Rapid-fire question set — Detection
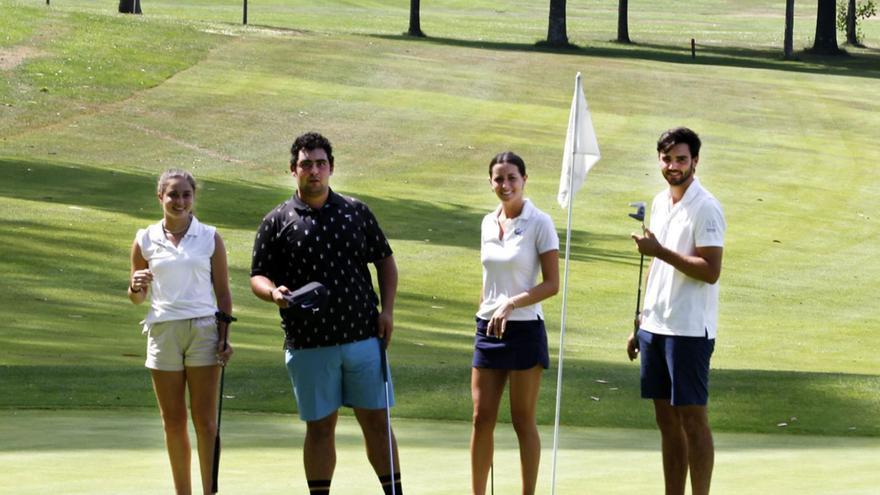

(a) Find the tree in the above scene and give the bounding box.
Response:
[617,0,631,43]
[846,0,858,43]
[118,0,142,14]
[547,0,569,46]
[812,0,841,54]
[839,0,877,45]
[408,0,425,37]
[784,0,795,59]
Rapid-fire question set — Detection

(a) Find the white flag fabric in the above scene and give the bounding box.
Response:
[557,73,600,209]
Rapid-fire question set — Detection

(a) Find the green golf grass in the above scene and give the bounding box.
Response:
[1,0,879,491]
[2,409,878,494]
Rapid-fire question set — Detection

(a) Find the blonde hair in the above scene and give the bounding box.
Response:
[156,168,197,196]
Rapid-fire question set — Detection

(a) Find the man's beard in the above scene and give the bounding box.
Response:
[663,165,693,186]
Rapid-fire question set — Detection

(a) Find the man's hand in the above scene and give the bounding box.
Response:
[377,310,394,345]
[626,332,639,361]
[631,227,664,257]
[272,286,291,309]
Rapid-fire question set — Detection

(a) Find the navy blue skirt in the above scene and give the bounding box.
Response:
[472,317,550,370]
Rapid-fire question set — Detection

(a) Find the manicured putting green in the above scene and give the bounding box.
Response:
[2,409,878,494]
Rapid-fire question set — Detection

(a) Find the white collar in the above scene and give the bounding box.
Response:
[147,216,203,245]
[493,198,535,222]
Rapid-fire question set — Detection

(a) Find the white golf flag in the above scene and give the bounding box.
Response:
[557,73,600,209]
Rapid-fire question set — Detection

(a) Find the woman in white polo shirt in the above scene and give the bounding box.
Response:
[470,151,560,495]
[128,169,234,495]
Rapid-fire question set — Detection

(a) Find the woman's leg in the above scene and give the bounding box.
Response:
[186,365,221,495]
[508,365,543,495]
[151,369,192,495]
[470,367,508,495]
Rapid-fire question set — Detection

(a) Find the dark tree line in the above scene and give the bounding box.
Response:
[118,0,141,14]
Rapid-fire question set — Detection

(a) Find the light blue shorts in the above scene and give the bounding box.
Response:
[285,337,395,422]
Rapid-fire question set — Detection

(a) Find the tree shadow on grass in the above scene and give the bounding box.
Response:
[369,34,880,80]
[0,158,623,261]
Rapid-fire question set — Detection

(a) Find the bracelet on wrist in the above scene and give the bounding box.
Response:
[215,311,237,324]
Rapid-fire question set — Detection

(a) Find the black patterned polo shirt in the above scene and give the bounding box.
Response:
[251,189,393,350]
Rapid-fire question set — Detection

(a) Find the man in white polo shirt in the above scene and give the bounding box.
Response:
[627,127,726,495]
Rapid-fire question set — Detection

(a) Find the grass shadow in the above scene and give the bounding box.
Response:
[368,34,880,80]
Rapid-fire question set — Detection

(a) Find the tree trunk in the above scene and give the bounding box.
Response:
[547,0,569,46]
[617,0,631,43]
[812,0,840,54]
[846,0,858,44]
[784,0,795,59]
[118,0,142,14]
[408,0,425,37]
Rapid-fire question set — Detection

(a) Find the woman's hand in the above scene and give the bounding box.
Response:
[216,321,234,367]
[487,300,515,338]
[130,269,153,292]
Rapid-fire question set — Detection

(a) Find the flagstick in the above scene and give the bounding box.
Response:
[551,72,581,495]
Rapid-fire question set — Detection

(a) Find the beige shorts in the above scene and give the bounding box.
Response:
[144,316,218,371]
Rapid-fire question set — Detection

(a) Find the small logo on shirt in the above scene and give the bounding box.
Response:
[514,228,524,235]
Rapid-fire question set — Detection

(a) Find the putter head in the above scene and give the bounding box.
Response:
[283,282,328,319]
[628,201,646,223]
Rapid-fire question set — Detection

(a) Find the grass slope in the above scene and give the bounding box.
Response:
[0,0,878,440]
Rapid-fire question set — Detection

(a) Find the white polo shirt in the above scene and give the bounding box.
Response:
[477,199,559,321]
[641,178,726,338]
[136,216,218,324]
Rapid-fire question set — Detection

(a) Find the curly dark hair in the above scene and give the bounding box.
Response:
[290,132,334,166]
[657,127,701,158]
[488,151,526,177]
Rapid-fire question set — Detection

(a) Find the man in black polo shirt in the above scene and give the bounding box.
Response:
[251,132,401,495]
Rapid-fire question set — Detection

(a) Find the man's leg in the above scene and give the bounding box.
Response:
[354,407,401,493]
[653,400,688,495]
[304,411,338,494]
[678,405,713,495]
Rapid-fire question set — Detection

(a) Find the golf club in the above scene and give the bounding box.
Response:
[629,202,646,338]
[379,337,397,495]
[211,312,235,494]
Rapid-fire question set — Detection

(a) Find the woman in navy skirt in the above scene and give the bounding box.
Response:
[470,151,560,495]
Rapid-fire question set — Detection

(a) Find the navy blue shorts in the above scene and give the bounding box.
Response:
[638,329,715,406]
[472,317,550,370]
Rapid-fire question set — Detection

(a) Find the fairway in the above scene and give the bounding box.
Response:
[1,0,879,493]
[2,409,879,494]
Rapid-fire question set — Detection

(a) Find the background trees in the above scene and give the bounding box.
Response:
[547,0,569,46]
[408,0,425,37]
[812,0,841,53]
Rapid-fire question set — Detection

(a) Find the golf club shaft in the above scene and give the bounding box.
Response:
[211,335,228,494]
[380,338,396,495]
[634,253,644,337]
[490,462,494,495]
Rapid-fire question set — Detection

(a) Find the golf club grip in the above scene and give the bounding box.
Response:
[379,338,389,382]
